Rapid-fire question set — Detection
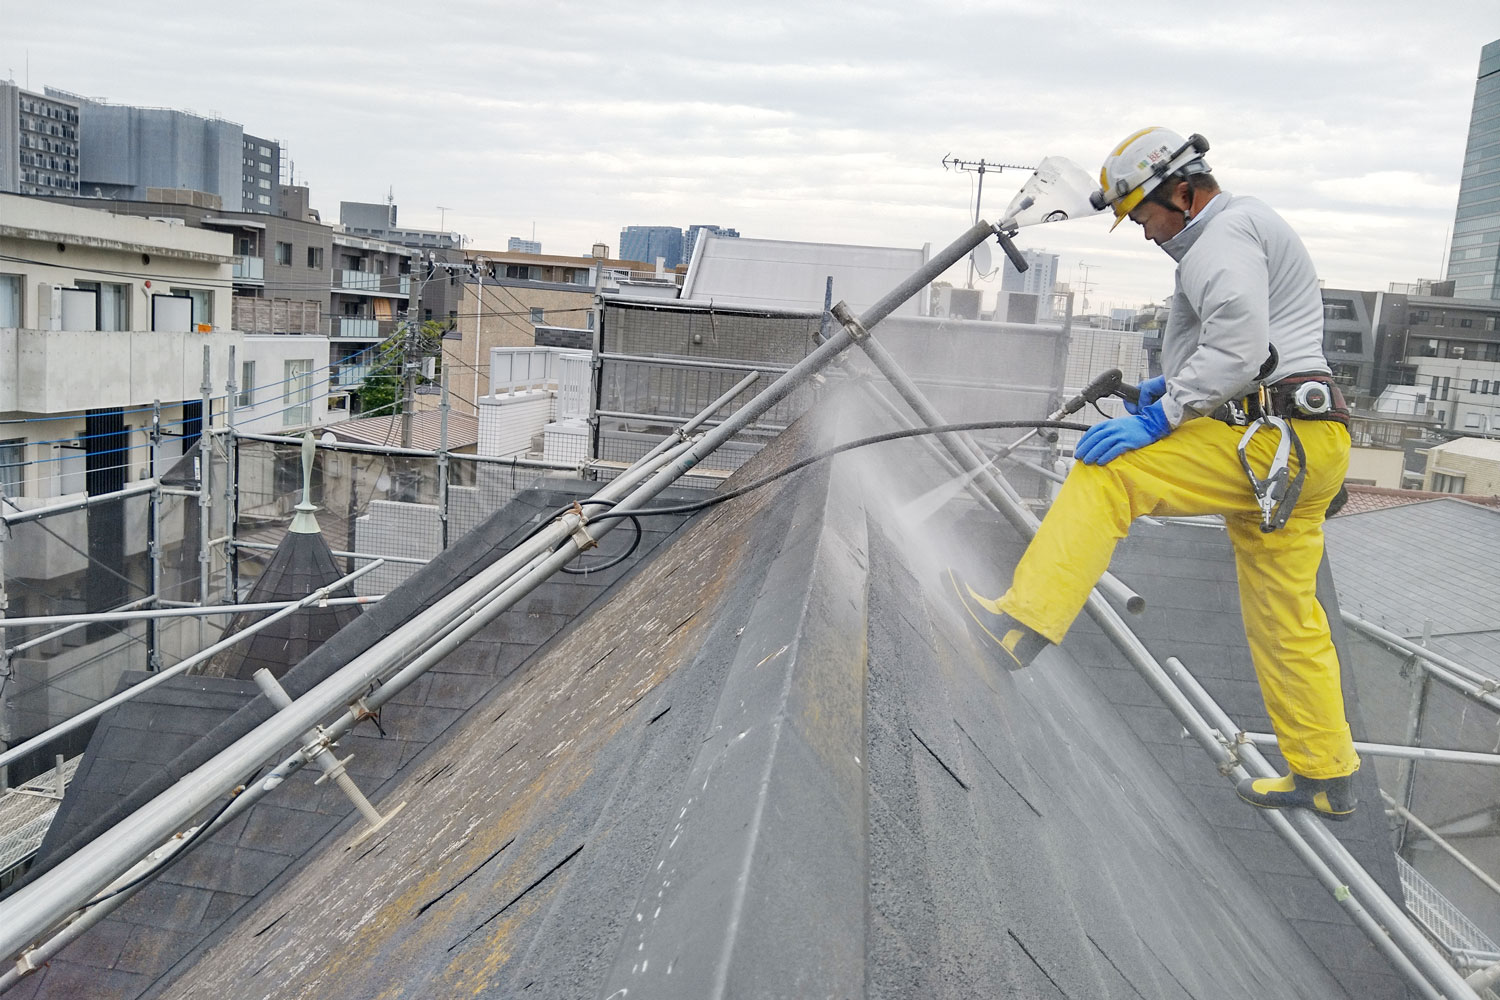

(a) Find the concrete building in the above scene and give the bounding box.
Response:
[0,83,80,197]
[1371,287,1500,434]
[48,88,250,212]
[683,224,738,268]
[1444,38,1500,301]
[1000,248,1059,319]
[507,237,541,254]
[241,133,280,215]
[1320,287,1379,399]
[1422,435,1500,495]
[619,225,683,270]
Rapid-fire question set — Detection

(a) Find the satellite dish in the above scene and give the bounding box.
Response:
[375,473,391,492]
[320,431,337,445]
[971,240,993,276]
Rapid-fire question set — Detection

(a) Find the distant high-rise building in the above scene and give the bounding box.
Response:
[47,88,250,211]
[1001,249,1060,319]
[619,225,683,269]
[508,236,542,254]
[684,224,739,266]
[0,83,80,197]
[242,133,280,214]
[1445,38,1500,301]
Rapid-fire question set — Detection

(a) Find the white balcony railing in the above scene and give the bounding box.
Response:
[339,269,380,292]
[336,272,411,297]
[232,255,264,282]
[338,317,380,338]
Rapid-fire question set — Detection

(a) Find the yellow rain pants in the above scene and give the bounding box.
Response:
[996,415,1359,780]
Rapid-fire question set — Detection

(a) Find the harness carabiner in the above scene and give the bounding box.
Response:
[1237,413,1307,533]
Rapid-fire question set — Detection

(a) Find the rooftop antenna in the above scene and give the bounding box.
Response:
[942,154,1033,288]
[436,205,451,231]
[1076,261,1099,314]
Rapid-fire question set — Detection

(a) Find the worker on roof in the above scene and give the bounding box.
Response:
[952,127,1360,820]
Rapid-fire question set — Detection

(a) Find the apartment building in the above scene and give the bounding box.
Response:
[0,83,80,197]
[443,247,654,415]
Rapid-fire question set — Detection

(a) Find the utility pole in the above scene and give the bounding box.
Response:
[399,317,418,449]
[942,154,1033,288]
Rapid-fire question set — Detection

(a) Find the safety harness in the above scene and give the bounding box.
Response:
[1215,374,1349,533]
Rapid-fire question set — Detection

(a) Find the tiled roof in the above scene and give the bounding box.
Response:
[1336,483,1500,516]
[34,399,1412,1000]
[320,410,479,451]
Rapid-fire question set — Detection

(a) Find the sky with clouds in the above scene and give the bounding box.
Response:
[3,0,1498,313]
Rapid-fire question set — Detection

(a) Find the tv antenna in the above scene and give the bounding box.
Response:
[942,155,1033,288]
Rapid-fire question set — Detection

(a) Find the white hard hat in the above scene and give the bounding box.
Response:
[1091,127,1211,231]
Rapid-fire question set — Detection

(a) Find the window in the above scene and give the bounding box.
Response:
[170,287,213,327]
[258,162,271,173]
[1459,318,1473,328]
[1445,342,1466,359]
[530,307,544,324]
[1432,472,1466,494]
[275,242,292,266]
[505,264,540,280]
[75,281,129,330]
[0,438,23,498]
[1410,310,1430,323]
[1326,331,1361,353]
[258,178,271,190]
[307,246,323,269]
[238,360,255,407]
[1417,339,1440,357]
[1442,376,1451,399]
[284,359,313,428]
[258,145,271,156]
[257,194,270,206]
[1472,379,1480,394]
[1464,412,1482,429]
[0,274,21,326]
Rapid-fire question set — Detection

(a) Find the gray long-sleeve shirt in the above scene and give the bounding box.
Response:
[1157,192,1330,427]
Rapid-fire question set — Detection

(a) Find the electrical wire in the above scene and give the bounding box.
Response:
[515,498,644,576]
[79,768,262,908]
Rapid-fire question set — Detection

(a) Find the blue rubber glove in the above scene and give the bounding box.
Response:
[1124,375,1167,415]
[1076,401,1172,465]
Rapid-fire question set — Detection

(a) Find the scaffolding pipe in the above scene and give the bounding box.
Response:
[0,560,384,774]
[844,316,1147,615]
[148,401,163,671]
[224,349,240,605]
[1161,657,1478,999]
[597,352,792,376]
[5,595,158,654]
[0,221,993,964]
[1341,612,1500,714]
[1382,791,1500,901]
[2,595,381,637]
[0,480,159,526]
[198,347,213,608]
[1239,732,1500,768]
[231,540,430,566]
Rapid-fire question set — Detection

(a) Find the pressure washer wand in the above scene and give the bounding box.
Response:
[996,368,1127,460]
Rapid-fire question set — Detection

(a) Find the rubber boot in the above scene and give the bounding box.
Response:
[1236,771,1357,820]
[946,568,1049,671]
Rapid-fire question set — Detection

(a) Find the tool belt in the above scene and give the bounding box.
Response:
[1211,373,1349,428]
